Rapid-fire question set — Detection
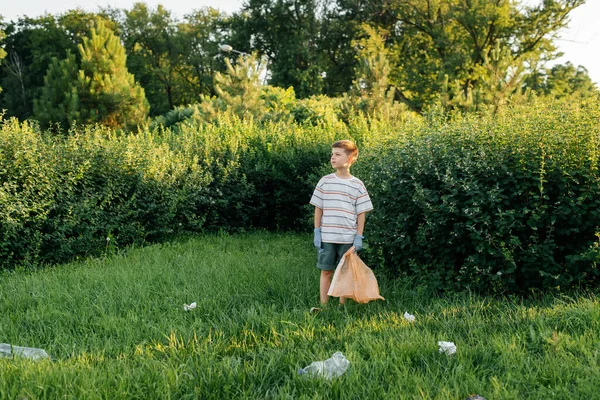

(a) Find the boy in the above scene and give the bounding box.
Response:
[309,140,373,306]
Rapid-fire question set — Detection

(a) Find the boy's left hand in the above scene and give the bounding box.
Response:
[353,234,364,251]
[314,228,322,249]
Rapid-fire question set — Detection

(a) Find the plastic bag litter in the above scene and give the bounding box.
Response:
[327,246,384,304]
[403,312,416,322]
[298,351,350,379]
[438,341,457,355]
[183,302,197,311]
[0,343,51,361]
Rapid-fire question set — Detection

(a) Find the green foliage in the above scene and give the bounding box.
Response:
[0,11,109,120]
[195,55,313,125]
[115,4,225,116]
[5,93,600,296]
[33,51,79,130]
[233,0,325,98]
[74,19,149,129]
[1,1,589,121]
[0,116,211,268]
[291,95,343,126]
[201,53,265,120]
[364,99,600,294]
[442,40,528,113]
[543,62,598,99]
[329,0,584,111]
[32,18,150,131]
[118,3,180,116]
[342,24,408,120]
[0,112,325,267]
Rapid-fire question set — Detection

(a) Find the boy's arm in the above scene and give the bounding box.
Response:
[356,212,366,236]
[314,207,323,228]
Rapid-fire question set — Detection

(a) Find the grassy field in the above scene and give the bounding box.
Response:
[1,232,599,399]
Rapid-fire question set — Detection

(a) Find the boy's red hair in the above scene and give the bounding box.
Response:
[332,140,359,161]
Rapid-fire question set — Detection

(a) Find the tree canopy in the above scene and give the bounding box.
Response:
[0,0,597,128]
[34,19,148,130]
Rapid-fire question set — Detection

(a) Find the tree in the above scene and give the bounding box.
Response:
[200,52,265,119]
[34,18,148,130]
[177,8,227,101]
[119,3,180,116]
[231,0,326,98]
[114,4,226,116]
[328,0,585,111]
[443,40,527,113]
[544,62,598,99]
[76,18,149,128]
[345,25,400,118]
[0,10,110,120]
[33,51,79,130]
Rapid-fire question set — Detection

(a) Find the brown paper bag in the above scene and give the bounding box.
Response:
[327,246,385,303]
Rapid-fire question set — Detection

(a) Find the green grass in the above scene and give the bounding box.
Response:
[1,232,599,399]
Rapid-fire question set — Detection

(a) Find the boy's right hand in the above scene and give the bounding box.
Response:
[314,228,322,249]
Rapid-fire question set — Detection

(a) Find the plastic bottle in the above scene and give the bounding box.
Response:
[0,343,51,361]
[298,351,350,379]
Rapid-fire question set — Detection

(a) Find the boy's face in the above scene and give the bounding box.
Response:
[331,147,353,170]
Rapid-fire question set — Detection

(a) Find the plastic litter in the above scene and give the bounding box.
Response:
[183,302,197,311]
[403,312,416,322]
[0,343,51,361]
[298,351,350,379]
[327,247,384,304]
[465,395,487,400]
[438,341,457,355]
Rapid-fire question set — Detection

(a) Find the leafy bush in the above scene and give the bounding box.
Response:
[0,119,213,267]
[5,97,600,295]
[0,113,380,268]
[364,100,600,293]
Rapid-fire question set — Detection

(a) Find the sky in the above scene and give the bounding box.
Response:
[2,0,599,86]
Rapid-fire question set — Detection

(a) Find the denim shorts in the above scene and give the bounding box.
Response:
[316,242,353,271]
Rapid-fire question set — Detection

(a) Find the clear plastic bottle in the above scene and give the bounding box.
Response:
[298,351,350,379]
[0,343,50,360]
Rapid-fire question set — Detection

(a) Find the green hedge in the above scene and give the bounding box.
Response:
[3,99,600,295]
[363,100,600,293]
[0,121,215,268]
[0,115,386,268]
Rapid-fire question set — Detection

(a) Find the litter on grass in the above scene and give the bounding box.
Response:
[183,302,197,311]
[438,341,457,355]
[327,247,384,304]
[298,351,350,379]
[0,343,51,361]
[403,312,416,322]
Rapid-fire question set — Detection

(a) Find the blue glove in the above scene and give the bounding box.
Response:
[314,228,322,249]
[353,234,364,251]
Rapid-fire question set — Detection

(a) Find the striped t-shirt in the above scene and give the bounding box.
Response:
[310,174,374,244]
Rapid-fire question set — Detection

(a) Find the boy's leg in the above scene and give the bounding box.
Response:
[316,243,337,305]
[320,270,334,304]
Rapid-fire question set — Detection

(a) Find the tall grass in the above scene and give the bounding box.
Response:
[1,233,599,399]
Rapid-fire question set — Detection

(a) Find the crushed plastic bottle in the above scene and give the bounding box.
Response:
[438,341,457,355]
[298,351,350,379]
[0,343,51,361]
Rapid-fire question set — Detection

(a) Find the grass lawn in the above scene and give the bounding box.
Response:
[1,232,599,399]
